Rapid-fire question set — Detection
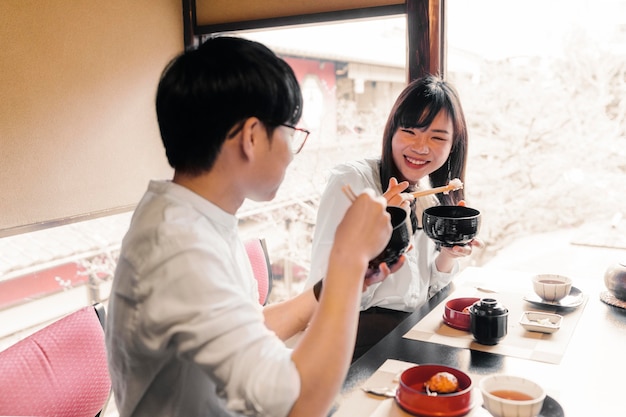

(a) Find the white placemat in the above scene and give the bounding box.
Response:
[334,359,561,417]
[333,359,489,417]
[402,284,587,364]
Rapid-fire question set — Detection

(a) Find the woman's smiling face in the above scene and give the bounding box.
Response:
[391,109,454,185]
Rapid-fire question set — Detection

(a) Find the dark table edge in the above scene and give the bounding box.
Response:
[342,283,454,393]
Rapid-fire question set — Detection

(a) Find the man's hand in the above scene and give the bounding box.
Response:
[333,188,392,266]
[363,253,407,290]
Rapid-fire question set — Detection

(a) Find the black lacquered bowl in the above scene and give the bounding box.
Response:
[368,206,412,269]
[422,206,481,247]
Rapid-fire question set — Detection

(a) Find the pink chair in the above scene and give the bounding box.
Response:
[244,238,273,305]
[0,303,111,417]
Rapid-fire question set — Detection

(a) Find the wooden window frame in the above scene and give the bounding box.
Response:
[182,0,446,81]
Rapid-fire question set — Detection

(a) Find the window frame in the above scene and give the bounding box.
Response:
[182,0,446,80]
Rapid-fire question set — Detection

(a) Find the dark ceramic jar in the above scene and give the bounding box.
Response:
[469,298,508,345]
[605,261,626,301]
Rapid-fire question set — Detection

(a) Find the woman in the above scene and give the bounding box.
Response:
[305,74,483,359]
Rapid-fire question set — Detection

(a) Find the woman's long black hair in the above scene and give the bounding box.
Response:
[379,74,468,206]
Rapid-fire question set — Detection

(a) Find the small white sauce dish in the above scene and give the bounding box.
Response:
[519,311,562,334]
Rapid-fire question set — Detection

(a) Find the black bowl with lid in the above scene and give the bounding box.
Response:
[468,298,508,345]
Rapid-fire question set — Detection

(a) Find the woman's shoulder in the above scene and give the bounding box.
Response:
[329,158,381,183]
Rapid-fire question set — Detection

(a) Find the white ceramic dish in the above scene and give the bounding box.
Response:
[479,374,546,417]
[523,286,584,309]
[531,274,572,302]
[472,395,564,417]
[519,311,562,334]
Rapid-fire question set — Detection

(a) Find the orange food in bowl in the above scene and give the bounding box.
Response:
[396,364,473,417]
[425,371,459,394]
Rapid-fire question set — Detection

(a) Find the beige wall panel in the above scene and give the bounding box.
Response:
[0,1,182,235]
[197,0,403,25]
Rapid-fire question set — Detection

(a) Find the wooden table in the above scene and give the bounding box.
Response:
[340,266,626,417]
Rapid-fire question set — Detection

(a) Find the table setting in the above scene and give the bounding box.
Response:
[333,264,582,417]
[334,200,626,417]
[338,263,626,417]
[401,268,588,365]
[333,359,565,417]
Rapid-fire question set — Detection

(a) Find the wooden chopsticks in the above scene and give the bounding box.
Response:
[341,184,358,202]
[343,178,463,201]
[411,178,463,198]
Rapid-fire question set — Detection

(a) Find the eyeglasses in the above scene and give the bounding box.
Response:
[280,124,310,154]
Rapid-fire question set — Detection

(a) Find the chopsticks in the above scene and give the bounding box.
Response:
[343,178,463,202]
[411,178,463,198]
[341,184,358,202]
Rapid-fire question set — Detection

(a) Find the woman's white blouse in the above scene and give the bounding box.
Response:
[305,158,458,312]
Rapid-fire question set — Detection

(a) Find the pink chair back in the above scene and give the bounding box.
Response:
[0,304,111,417]
[244,238,273,305]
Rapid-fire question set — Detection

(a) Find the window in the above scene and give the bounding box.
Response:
[2,2,625,350]
[234,1,626,297]
[231,16,408,298]
[446,0,626,263]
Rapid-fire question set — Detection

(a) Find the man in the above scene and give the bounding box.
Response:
[105,36,402,417]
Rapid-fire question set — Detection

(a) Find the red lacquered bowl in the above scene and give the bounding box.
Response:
[396,364,473,417]
[443,297,480,331]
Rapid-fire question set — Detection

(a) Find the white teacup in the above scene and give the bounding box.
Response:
[479,374,546,417]
[532,274,572,302]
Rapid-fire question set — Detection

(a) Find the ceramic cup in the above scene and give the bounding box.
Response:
[479,374,546,417]
[604,260,626,301]
[531,274,572,302]
[469,298,509,345]
[368,206,412,270]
